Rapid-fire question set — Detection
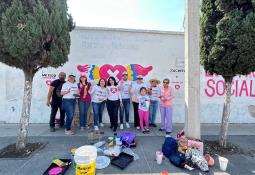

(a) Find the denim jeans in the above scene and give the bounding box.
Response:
[62,99,76,131]
[149,100,159,124]
[92,101,105,126]
[119,98,130,124]
[79,100,91,127]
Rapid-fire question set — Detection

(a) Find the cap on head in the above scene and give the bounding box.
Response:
[136,75,143,79]
[122,71,128,76]
[69,73,76,77]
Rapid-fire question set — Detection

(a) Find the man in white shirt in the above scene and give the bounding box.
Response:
[118,72,131,129]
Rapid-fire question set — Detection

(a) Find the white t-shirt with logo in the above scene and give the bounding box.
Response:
[118,80,131,99]
[131,82,148,102]
[90,85,108,103]
[107,85,122,101]
[138,95,150,111]
[150,86,161,101]
[61,81,79,99]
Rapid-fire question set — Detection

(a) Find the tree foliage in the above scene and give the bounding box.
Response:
[200,0,255,78]
[0,0,75,74]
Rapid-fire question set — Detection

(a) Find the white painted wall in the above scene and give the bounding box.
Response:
[0,27,254,123]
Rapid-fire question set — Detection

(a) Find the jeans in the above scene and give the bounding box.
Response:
[49,101,65,128]
[132,102,139,127]
[79,100,91,127]
[107,99,120,131]
[149,100,159,124]
[119,98,130,124]
[62,99,76,131]
[92,101,105,126]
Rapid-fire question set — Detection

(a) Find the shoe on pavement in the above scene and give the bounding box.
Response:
[94,126,99,131]
[126,123,130,128]
[65,130,75,135]
[80,127,85,131]
[50,127,56,132]
[120,124,124,130]
[151,123,157,127]
[99,123,104,127]
[136,126,140,130]
[159,128,165,132]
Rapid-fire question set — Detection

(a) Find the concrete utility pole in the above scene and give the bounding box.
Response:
[184,0,201,139]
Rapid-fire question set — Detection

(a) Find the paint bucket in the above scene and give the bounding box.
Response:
[74,145,97,175]
[218,156,228,171]
[156,151,163,165]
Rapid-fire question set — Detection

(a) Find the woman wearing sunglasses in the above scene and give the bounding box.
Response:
[159,78,174,135]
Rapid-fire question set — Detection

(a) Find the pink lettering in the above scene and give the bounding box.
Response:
[250,80,255,97]
[205,79,215,97]
[239,80,248,96]
[216,80,225,96]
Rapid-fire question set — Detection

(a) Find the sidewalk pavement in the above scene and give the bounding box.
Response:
[0,124,255,175]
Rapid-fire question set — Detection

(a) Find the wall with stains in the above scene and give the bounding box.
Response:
[0,27,255,123]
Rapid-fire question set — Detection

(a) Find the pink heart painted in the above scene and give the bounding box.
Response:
[99,64,126,80]
[175,84,181,90]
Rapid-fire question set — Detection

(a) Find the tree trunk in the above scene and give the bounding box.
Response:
[16,71,34,150]
[219,76,233,148]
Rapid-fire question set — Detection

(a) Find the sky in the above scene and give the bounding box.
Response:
[67,0,185,32]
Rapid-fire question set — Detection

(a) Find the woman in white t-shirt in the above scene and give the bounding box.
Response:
[61,74,79,135]
[89,78,107,131]
[148,78,161,127]
[106,76,122,133]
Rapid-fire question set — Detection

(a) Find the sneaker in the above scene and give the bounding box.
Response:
[142,129,146,134]
[120,124,124,130]
[99,123,104,127]
[94,126,99,131]
[145,128,150,132]
[80,127,85,131]
[136,126,140,130]
[86,125,90,129]
[159,128,165,132]
[50,127,56,132]
[151,123,157,127]
[126,123,130,128]
[65,130,75,135]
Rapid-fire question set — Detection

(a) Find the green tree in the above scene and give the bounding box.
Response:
[200,0,255,147]
[0,0,74,150]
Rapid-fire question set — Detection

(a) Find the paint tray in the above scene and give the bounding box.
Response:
[111,152,134,169]
[43,159,72,175]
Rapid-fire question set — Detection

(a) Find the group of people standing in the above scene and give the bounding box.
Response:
[47,71,174,135]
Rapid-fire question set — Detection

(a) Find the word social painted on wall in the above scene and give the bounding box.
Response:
[204,72,255,97]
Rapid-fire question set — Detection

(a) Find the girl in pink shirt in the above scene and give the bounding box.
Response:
[159,78,174,135]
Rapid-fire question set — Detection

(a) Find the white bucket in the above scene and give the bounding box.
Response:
[74,145,97,175]
[219,156,228,171]
[156,151,163,165]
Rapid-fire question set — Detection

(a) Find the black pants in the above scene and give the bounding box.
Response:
[49,101,65,128]
[132,102,140,127]
[106,100,120,131]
